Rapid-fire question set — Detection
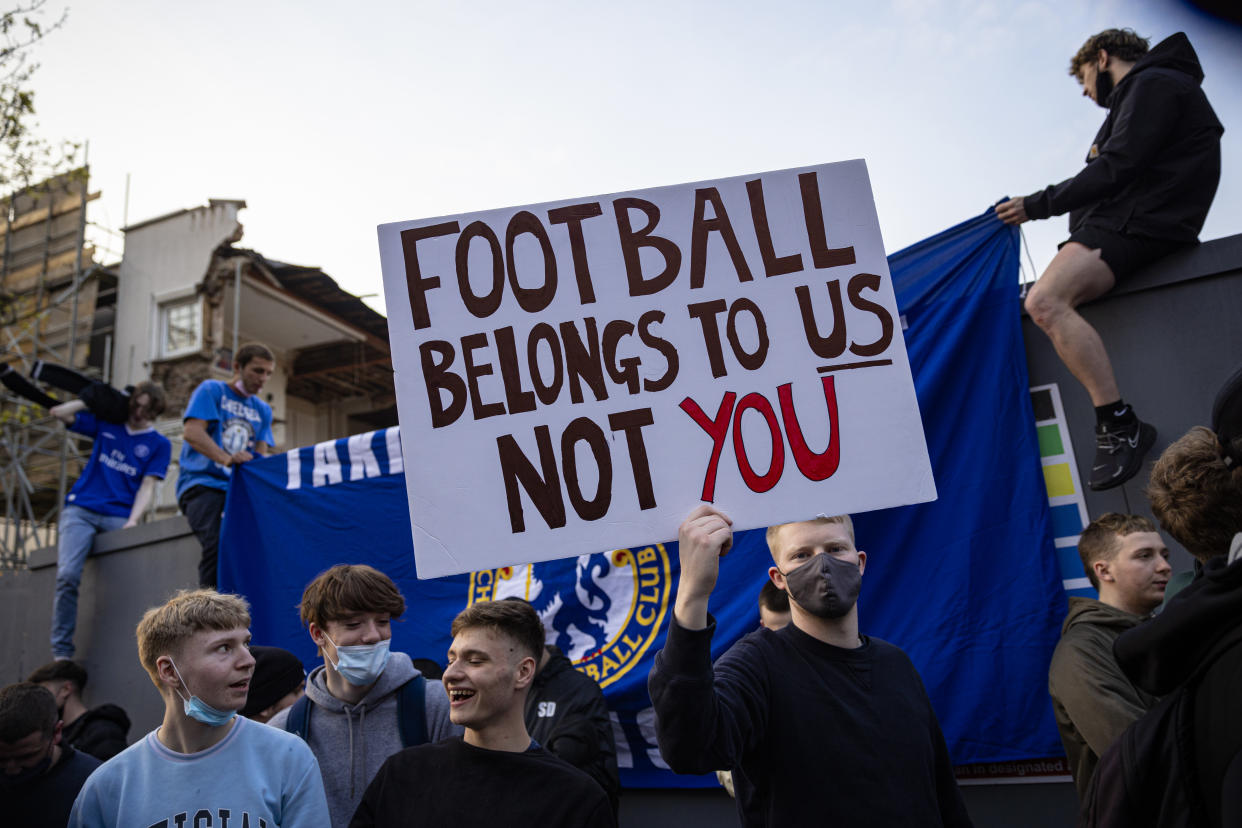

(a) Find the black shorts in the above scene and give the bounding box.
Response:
[1059,227,1187,281]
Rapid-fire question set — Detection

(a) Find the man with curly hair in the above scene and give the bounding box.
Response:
[997,28,1223,492]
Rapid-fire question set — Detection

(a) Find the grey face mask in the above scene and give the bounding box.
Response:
[780,553,862,619]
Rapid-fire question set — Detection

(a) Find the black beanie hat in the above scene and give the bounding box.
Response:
[241,646,305,717]
[1213,362,1242,468]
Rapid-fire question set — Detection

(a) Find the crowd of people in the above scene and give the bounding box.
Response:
[0,24,1238,828]
[1,578,618,828]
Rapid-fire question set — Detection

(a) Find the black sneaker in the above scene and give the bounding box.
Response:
[1088,419,1157,491]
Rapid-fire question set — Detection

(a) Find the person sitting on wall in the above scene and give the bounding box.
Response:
[26,661,131,762]
[996,28,1223,492]
[47,382,171,661]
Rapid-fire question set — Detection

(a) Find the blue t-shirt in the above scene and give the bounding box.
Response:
[66,413,171,518]
[69,715,330,828]
[177,379,275,499]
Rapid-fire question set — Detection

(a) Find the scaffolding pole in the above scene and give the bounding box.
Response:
[0,168,109,569]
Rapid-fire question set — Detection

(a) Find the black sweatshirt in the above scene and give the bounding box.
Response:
[63,703,131,761]
[1113,552,1242,827]
[648,616,972,827]
[524,645,620,814]
[1023,32,1223,242]
[1,745,101,828]
[348,737,615,828]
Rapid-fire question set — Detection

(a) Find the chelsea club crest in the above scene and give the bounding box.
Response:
[467,545,671,687]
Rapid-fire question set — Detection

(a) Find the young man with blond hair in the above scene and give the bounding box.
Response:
[1047,512,1170,798]
[268,564,458,828]
[350,600,614,828]
[996,28,1222,491]
[69,589,329,827]
[649,506,970,827]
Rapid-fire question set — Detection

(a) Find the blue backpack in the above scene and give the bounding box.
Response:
[284,675,428,747]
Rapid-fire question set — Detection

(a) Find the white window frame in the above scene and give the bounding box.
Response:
[158,294,203,359]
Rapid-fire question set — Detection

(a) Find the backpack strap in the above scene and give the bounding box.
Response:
[285,676,426,746]
[396,675,428,747]
[284,693,312,741]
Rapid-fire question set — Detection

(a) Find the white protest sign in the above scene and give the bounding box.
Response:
[378,160,936,578]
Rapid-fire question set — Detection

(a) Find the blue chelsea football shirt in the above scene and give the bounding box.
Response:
[66,412,172,517]
[176,380,275,499]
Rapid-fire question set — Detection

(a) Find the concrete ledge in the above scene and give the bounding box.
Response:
[1113,233,1242,298]
[2,514,201,739]
[27,515,194,570]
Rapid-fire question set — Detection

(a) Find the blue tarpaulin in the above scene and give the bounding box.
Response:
[220,207,1064,787]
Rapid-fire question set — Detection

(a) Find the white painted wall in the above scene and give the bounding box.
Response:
[113,201,244,389]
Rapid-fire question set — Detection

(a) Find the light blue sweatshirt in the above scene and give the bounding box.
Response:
[69,715,330,828]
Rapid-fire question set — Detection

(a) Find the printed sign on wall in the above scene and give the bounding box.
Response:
[378,161,936,577]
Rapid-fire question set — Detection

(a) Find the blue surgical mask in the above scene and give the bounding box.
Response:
[324,634,391,686]
[169,659,237,727]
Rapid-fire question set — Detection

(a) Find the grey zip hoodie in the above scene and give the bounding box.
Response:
[268,651,460,828]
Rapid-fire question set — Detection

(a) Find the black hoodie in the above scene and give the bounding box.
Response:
[1113,548,1242,826]
[62,703,131,761]
[1024,32,1223,242]
[523,646,620,814]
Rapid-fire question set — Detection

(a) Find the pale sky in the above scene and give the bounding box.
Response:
[29,0,1242,314]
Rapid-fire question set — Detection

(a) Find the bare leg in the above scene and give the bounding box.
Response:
[1023,243,1120,406]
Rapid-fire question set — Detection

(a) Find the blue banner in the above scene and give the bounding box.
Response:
[220,208,1063,788]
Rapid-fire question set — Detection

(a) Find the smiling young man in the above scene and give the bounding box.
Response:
[649,505,971,827]
[177,342,277,588]
[350,600,614,828]
[69,589,329,827]
[268,564,458,828]
[1047,512,1170,798]
[0,682,100,828]
[995,28,1222,492]
[46,382,170,660]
